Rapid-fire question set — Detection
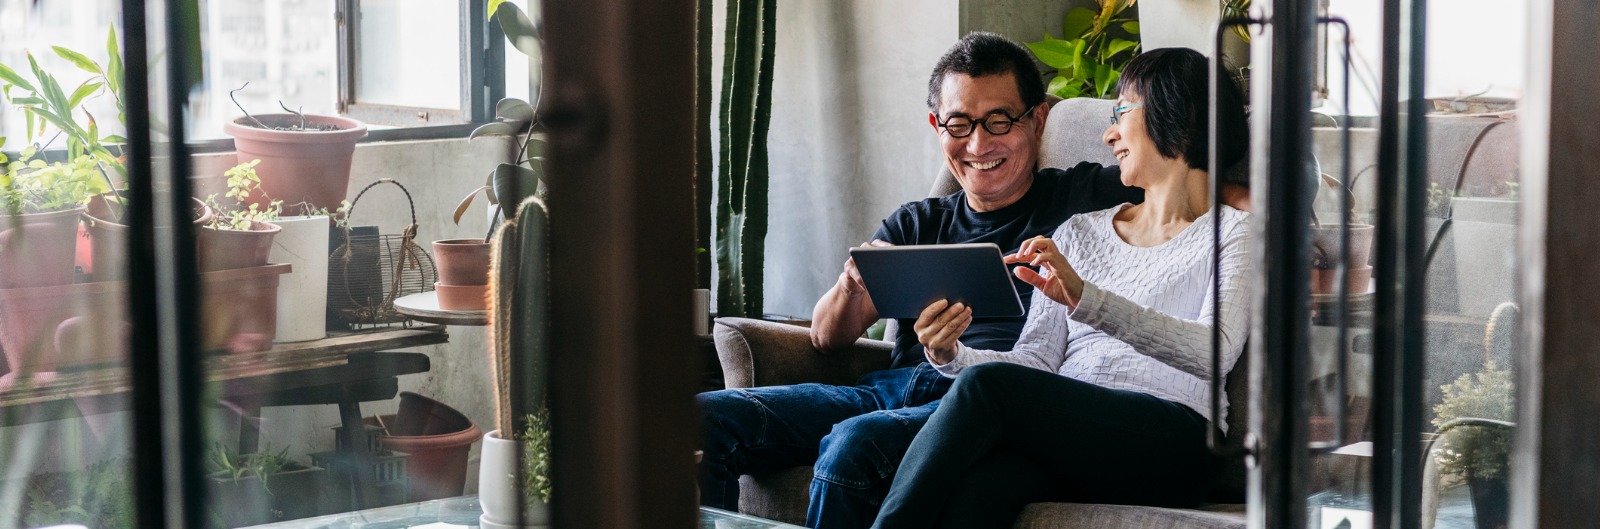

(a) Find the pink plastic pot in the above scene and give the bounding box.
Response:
[0,206,85,289]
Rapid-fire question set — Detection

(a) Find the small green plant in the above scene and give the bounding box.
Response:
[204,443,304,496]
[1425,181,1453,218]
[2,147,110,215]
[521,408,554,504]
[204,159,282,230]
[23,457,136,529]
[1026,0,1141,99]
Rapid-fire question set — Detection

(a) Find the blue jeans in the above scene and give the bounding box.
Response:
[697,363,952,529]
[872,363,1218,529]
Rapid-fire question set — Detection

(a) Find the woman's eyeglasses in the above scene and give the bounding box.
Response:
[1110,103,1144,125]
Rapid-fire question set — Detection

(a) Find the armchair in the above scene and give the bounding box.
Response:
[713,97,1249,528]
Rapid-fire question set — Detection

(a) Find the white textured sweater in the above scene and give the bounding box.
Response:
[935,204,1253,431]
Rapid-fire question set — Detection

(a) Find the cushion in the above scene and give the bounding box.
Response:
[1015,502,1246,529]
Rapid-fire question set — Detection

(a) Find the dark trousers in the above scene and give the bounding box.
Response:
[872,362,1219,529]
[697,363,952,529]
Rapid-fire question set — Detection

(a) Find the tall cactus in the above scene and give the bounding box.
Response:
[714,0,776,318]
[1483,301,1519,370]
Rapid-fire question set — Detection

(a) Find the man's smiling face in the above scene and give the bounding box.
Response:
[931,73,1046,212]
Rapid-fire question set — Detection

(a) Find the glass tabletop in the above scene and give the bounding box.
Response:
[242,496,800,528]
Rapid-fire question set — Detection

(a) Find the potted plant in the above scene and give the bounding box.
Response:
[1,28,129,287]
[1308,173,1373,295]
[198,159,283,272]
[1430,307,1517,529]
[1026,0,1141,100]
[205,443,329,527]
[223,84,368,215]
[445,5,544,312]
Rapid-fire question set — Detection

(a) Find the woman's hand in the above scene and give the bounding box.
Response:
[914,299,970,366]
[1004,236,1085,308]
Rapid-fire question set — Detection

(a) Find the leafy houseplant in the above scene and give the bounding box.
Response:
[1430,302,1517,529]
[1,146,111,288]
[0,25,129,186]
[1027,0,1141,100]
[196,159,283,272]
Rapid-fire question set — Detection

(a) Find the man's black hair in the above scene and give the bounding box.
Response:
[926,32,1046,113]
[1114,47,1249,181]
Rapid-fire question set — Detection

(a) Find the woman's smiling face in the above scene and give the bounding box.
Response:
[1102,94,1163,188]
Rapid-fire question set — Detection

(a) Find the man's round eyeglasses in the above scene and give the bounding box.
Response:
[936,106,1036,138]
[1110,103,1144,125]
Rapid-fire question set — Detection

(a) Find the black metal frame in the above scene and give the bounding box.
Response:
[336,0,506,127]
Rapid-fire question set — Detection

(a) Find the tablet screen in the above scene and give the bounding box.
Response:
[849,243,1024,319]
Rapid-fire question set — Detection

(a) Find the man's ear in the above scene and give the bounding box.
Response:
[1031,102,1051,139]
[928,112,939,131]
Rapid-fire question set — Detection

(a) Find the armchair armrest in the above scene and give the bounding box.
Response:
[713,317,893,388]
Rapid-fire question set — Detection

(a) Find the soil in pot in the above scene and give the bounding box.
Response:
[197,221,282,272]
[223,114,368,215]
[0,206,86,289]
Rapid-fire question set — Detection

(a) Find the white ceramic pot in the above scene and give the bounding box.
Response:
[269,215,331,342]
[1451,197,1519,317]
[479,430,551,529]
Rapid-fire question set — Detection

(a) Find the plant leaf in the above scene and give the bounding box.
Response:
[52,46,102,76]
[1094,63,1117,98]
[495,97,536,124]
[107,25,124,95]
[1122,21,1140,34]
[1062,7,1098,38]
[470,121,519,139]
[453,185,491,224]
[487,0,507,18]
[0,64,34,92]
[491,163,539,219]
[1027,39,1077,69]
[495,3,541,57]
[1046,75,1073,99]
[68,81,103,109]
[1105,38,1139,59]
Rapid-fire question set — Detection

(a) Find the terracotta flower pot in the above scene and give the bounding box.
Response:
[433,238,492,286]
[369,392,482,502]
[81,194,214,281]
[197,221,282,272]
[1311,265,1373,295]
[1309,224,1375,269]
[223,114,368,214]
[0,206,86,289]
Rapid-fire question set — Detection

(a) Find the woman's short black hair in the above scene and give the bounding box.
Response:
[1114,47,1249,182]
[926,32,1046,113]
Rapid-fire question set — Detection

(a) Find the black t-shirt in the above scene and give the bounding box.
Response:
[871,162,1143,369]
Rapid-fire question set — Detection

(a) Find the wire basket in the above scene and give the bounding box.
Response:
[328,179,437,326]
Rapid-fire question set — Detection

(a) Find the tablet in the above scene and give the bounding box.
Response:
[849,243,1024,319]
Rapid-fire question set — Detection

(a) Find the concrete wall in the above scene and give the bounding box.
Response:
[745,0,960,318]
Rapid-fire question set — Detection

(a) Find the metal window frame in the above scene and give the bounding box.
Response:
[335,0,505,128]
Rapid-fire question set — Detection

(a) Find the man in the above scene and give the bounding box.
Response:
[697,32,1143,528]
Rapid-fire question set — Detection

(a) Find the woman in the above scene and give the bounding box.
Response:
[871,47,1252,529]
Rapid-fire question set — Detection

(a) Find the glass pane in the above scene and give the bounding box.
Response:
[1,2,135,528]
[1417,0,1523,528]
[194,0,339,140]
[356,0,462,109]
